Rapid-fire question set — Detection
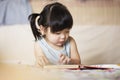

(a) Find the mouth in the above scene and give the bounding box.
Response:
[58,41,65,45]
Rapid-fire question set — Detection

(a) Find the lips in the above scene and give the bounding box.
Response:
[58,41,65,45]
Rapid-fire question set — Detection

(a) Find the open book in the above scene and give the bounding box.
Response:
[44,64,120,70]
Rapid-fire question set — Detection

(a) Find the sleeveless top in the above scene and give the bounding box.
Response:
[38,37,71,64]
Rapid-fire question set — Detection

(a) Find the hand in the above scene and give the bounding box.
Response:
[59,54,71,64]
[36,55,50,67]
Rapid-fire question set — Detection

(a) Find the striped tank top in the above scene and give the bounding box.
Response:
[38,37,70,64]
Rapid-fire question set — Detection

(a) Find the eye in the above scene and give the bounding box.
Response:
[66,31,70,34]
[55,32,61,35]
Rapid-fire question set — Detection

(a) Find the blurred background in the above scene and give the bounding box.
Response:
[0,0,120,65]
[0,0,120,26]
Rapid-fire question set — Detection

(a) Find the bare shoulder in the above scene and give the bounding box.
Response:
[69,36,78,49]
[69,36,76,45]
[68,36,78,50]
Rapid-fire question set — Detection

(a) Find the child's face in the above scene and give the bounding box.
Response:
[45,27,70,47]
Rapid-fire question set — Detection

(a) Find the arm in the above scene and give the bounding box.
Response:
[34,41,50,67]
[69,36,81,64]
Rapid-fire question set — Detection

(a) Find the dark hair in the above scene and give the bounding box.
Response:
[28,2,73,40]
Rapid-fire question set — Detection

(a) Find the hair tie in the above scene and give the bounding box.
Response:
[35,14,40,28]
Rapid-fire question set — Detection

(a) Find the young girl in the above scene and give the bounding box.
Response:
[28,2,81,67]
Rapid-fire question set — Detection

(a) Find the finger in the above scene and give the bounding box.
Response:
[59,54,63,57]
[35,60,42,68]
[59,55,65,63]
[42,56,49,65]
[37,56,46,66]
[67,58,71,64]
[62,58,67,64]
[37,59,43,67]
[62,57,71,64]
[41,56,47,66]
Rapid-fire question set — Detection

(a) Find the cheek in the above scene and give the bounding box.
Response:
[48,35,58,42]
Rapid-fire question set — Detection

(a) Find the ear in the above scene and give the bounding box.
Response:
[39,25,46,35]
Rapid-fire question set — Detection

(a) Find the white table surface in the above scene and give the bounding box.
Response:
[0,63,120,80]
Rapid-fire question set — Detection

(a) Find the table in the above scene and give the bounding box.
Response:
[0,63,120,80]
